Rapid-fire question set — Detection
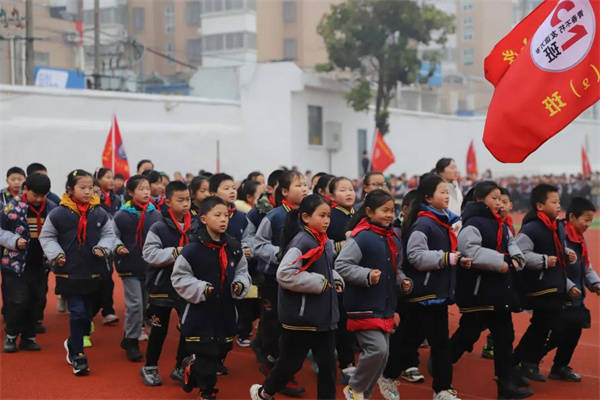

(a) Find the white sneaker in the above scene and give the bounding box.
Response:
[433,389,461,400]
[57,296,67,313]
[400,367,425,383]
[138,331,149,341]
[343,385,365,400]
[377,377,400,400]
[250,384,262,400]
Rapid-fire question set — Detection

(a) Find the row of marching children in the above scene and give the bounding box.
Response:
[0,161,598,400]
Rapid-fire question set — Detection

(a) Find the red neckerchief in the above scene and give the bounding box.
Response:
[228,206,237,218]
[417,211,458,252]
[168,209,192,247]
[504,214,515,236]
[22,193,46,235]
[71,197,89,246]
[101,190,111,207]
[536,211,566,266]
[565,222,589,271]
[204,241,228,287]
[282,199,297,211]
[323,195,333,204]
[268,194,276,207]
[491,211,505,252]
[150,195,165,209]
[132,199,150,247]
[351,218,401,272]
[292,226,328,275]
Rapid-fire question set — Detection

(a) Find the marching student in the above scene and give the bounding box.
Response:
[513,184,576,382]
[26,163,61,204]
[172,196,251,400]
[39,169,116,376]
[140,180,198,386]
[335,189,412,400]
[113,175,162,362]
[252,170,308,396]
[398,173,471,400]
[450,181,532,399]
[143,170,168,213]
[250,194,343,400]
[1,173,57,352]
[0,167,26,208]
[540,197,600,382]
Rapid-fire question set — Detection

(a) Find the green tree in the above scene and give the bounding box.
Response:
[317,0,454,134]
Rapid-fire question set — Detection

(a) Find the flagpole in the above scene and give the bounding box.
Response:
[111,115,116,173]
[366,126,378,174]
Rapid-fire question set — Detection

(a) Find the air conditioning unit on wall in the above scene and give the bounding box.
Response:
[324,121,342,152]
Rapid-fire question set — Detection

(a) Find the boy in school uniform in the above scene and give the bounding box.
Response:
[513,184,577,382]
[0,167,26,208]
[1,173,56,352]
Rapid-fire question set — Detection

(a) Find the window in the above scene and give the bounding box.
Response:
[463,16,473,41]
[308,105,323,146]
[34,52,50,66]
[132,7,145,31]
[165,4,175,34]
[463,0,473,11]
[245,32,256,49]
[463,47,474,66]
[213,0,223,12]
[283,38,297,60]
[282,1,296,23]
[186,38,203,62]
[225,32,244,49]
[166,42,175,64]
[186,1,202,25]
[225,0,243,10]
[247,0,256,10]
[204,34,224,51]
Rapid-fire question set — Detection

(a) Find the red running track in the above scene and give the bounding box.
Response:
[2,230,599,399]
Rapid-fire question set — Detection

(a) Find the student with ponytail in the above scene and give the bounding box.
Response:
[113,175,162,362]
[252,170,308,397]
[335,189,412,400]
[450,181,532,399]
[399,173,471,400]
[250,194,343,400]
[39,170,116,376]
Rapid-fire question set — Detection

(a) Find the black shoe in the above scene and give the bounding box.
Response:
[72,353,89,376]
[549,365,582,382]
[511,367,530,387]
[170,366,184,383]
[35,322,46,334]
[120,338,143,362]
[3,335,17,353]
[216,360,228,376]
[481,344,494,359]
[199,388,219,400]
[279,379,305,397]
[181,354,196,393]
[19,337,41,351]
[497,379,534,399]
[516,362,546,382]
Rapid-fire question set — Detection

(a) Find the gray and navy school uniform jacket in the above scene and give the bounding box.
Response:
[113,201,162,279]
[403,205,460,304]
[253,203,295,277]
[151,195,169,213]
[39,194,116,296]
[515,211,571,306]
[327,205,354,253]
[99,190,122,216]
[0,196,57,276]
[171,227,250,342]
[142,210,200,308]
[242,195,276,277]
[228,208,248,242]
[564,223,600,308]
[277,228,343,332]
[456,202,525,313]
[335,220,407,327]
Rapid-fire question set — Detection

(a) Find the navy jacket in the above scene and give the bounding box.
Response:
[228,209,248,242]
[456,202,524,313]
[327,205,354,253]
[99,190,122,216]
[254,204,293,277]
[564,232,600,308]
[171,228,250,342]
[277,229,342,331]
[114,202,162,279]
[39,195,115,296]
[403,206,460,303]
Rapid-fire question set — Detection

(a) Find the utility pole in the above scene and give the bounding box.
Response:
[93,0,100,89]
[78,0,85,72]
[25,0,34,85]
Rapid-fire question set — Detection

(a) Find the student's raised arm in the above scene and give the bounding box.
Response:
[39,211,65,263]
[406,230,445,271]
[0,211,19,250]
[515,232,547,270]
[95,212,116,254]
[334,237,371,287]
[171,252,210,304]
[231,255,251,299]
[253,217,279,265]
[458,225,505,272]
[277,246,329,294]
[143,226,178,268]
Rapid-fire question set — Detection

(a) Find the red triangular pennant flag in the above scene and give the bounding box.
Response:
[466,140,478,177]
[371,130,395,173]
[102,115,130,179]
[483,0,600,163]
[582,146,592,176]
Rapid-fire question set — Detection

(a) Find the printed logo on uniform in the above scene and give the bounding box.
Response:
[531,0,596,72]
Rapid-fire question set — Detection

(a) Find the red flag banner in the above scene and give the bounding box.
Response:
[101,115,130,179]
[466,140,478,176]
[483,0,600,163]
[582,146,592,176]
[371,130,395,172]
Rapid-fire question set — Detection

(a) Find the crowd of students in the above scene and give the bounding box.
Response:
[0,158,599,400]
